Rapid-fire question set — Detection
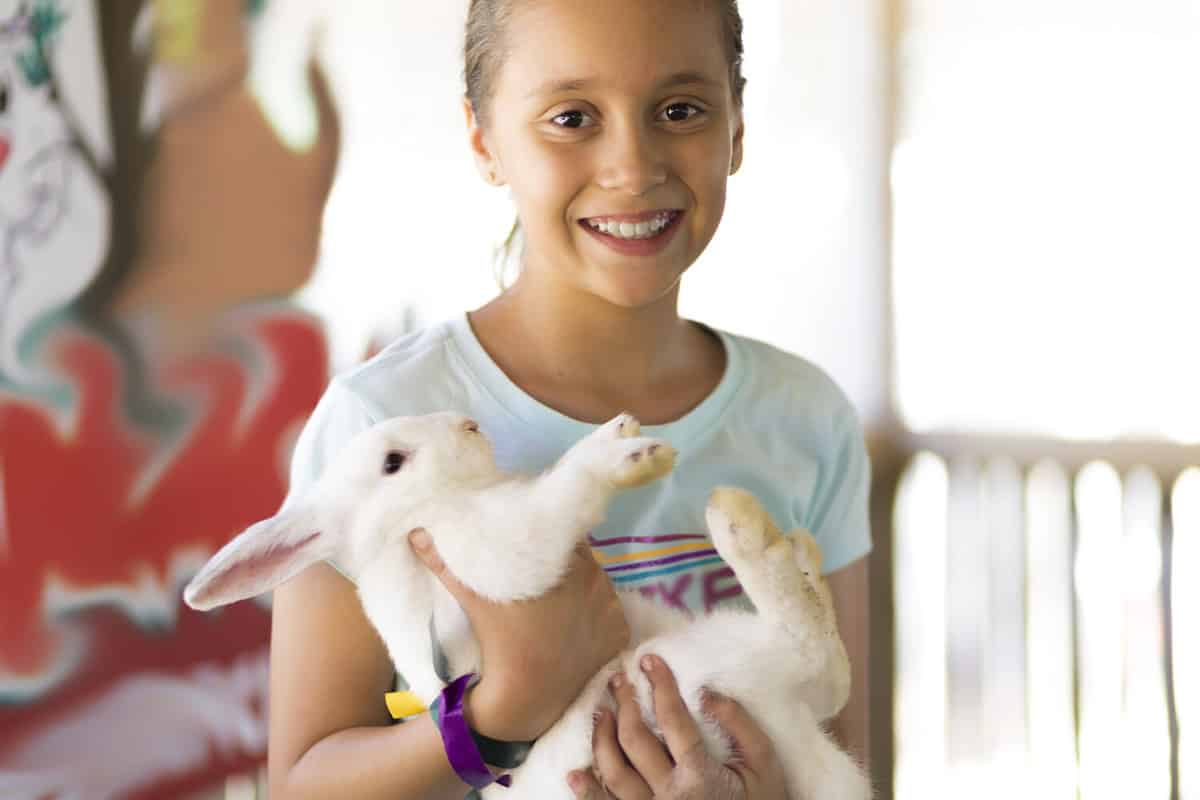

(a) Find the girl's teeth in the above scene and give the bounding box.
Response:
[589,213,674,240]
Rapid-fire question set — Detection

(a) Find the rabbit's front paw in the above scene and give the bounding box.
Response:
[609,439,676,488]
[596,412,641,439]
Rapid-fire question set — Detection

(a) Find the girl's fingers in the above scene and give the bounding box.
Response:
[408,528,446,573]
[408,528,475,605]
[701,688,777,771]
[609,671,674,790]
[567,768,609,800]
[591,707,653,800]
[641,654,706,767]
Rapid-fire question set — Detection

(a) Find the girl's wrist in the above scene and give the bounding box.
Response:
[463,679,543,742]
[462,679,517,740]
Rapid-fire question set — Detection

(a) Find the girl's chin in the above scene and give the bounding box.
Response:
[580,269,686,310]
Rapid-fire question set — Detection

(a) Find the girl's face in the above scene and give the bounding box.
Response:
[469,0,743,310]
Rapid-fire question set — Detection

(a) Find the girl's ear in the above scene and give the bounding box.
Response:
[183,506,336,611]
[730,117,745,176]
[463,96,505,186]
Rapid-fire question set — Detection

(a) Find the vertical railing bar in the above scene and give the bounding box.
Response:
[871,439,905,800]
[1022,461,1031,769]
[1162,482,1180,800]
[1025,459,1078,796]
[1069,468,1082,800]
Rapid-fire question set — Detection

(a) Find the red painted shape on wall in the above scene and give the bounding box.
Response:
[0,310,327,797]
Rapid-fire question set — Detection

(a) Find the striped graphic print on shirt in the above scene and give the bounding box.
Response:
[587,532,724,585]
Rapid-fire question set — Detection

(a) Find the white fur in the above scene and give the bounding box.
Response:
[184,411,871,798]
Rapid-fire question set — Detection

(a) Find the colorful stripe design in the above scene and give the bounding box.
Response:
[588,533,708,547]
[610,557,725,584]
[604,548,717,572]
[588,532,723,585]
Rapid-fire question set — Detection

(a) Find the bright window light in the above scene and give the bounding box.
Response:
[892,3,1200,442]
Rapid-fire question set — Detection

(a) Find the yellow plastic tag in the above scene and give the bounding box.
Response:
[385,691,429,719]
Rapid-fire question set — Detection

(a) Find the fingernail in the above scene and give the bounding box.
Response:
[567,770,584,790]
[409,529,430,550]
[640,654,657,673]
[609,672,624,691]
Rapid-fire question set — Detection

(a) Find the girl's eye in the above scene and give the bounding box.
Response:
[660,103,704,123]
[551,110,593,129]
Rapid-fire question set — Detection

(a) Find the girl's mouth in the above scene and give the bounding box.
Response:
[577,210,685,257]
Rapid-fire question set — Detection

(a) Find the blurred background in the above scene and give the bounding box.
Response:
[0,0,1195,798]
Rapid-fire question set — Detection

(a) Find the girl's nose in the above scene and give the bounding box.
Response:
[595,124,667,196]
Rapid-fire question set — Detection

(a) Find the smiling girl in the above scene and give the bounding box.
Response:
[267,2,871,798]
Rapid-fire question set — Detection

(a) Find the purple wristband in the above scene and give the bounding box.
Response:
[433,673,513,789]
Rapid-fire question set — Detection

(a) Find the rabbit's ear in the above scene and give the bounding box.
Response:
[184,506,335,611]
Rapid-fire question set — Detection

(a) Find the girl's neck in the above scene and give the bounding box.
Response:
[467,272,725,425]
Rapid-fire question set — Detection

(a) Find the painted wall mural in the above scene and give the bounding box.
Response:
[0,0,109,383]
[0,1,341,796]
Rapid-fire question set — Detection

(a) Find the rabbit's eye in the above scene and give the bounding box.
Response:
[383,451,407,475]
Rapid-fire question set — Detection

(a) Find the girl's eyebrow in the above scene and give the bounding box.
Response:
[525,71,722,99]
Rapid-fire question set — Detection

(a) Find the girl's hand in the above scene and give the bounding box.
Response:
[568,655,789,800]
[409,530,629,742]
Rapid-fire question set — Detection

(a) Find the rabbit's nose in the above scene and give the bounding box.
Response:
[462,419,480,434]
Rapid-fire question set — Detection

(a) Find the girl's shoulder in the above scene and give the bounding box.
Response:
[330,318,475,422]
[717,328,858,427]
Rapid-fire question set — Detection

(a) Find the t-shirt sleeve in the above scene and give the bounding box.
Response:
[279,379,376,579]
[279,378,376,516]
[804,403,873,574]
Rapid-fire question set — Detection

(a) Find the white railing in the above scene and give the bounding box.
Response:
[894,454,1196,800]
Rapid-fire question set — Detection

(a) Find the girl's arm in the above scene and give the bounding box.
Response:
[268,540,631,798]
[826,555,871,769]
[267,562,471,800]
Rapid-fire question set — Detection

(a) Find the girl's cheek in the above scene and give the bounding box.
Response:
[510,134,584,177]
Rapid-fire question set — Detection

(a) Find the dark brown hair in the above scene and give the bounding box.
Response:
[464,0,747,281]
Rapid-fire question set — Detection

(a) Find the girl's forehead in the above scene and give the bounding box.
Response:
[500,0,729,97]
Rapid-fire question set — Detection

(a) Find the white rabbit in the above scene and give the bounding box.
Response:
[184,411,870,799]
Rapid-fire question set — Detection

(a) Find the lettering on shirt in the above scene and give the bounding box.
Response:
[638,573,693,610]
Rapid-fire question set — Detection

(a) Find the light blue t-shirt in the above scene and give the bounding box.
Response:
[283,314,871,613]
